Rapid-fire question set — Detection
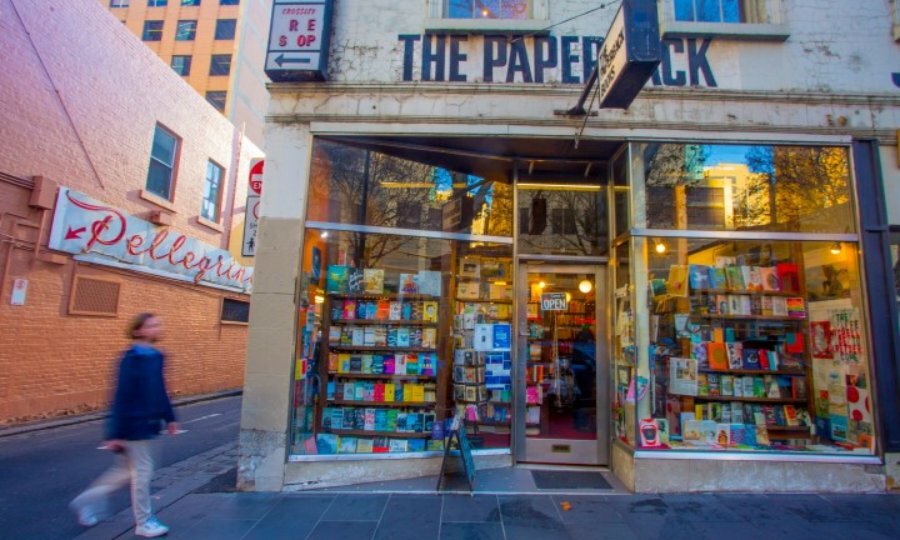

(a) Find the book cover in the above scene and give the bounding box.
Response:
[389,302,402,321]
[738,295,752,316]
[707,342,728,370]
[326,265,349,293]
[394,354,408,375]
[708,374,721,396]
[715,294,729,315]
[406,354,420,375]
[753,377,766,398]
[416,270,442,296]
[329,327,342,345]
[715,423,731,446]
[410,328,422,348]
[458,281,480,300]
[374,327,387,347]
[363,327,376,347]
[742,376,755,398]
[760,296,774,316]
[715,256,736,268]
[691,342,709,368]
[316,433,339,454]
[725,266,745,290]
[356,438,374,453]
[741,348,760,370]
[784,405,799,426]
[759,266,780,291]
[709,267,728,291]
[667,265,689,297]
[743,425,757,446]
[747,266,763,291]
[791,377,808,399]
[376,300,390,320]
[776,262,799,292]
[755,426,770,446]
[730,423,746,446]
[733,376,744,397]
[649,278,667,297]
[740,266,754,292]
[721,375,734,396]
[688,265,710,291]
[373,437,390,453]
[786,297,806,318]
[750,295,762,316]
[421,301,438,323]
[342,300,357,320]
[771,297,788,317]
[361,354,374,374]
[347,268,364,293]
[727,295,741,315]
[363,269,384,294]
[389,439,409,453]
[338,436,357,454]
[396,328,410,347]
[785,332,803,354]
[726,342,744,369]
[758,350,770,370]
[399,273,419,294]
[697,373,709,397]
[351,327,365,347]
[422,328,437,349]
[356,300,368,320]
[402,302,413,320]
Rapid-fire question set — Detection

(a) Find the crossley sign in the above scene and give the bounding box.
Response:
[265,0,333,82]
[48,188,253,293]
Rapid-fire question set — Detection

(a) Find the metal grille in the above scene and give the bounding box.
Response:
[69,276,121,316]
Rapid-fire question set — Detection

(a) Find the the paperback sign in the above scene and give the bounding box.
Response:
[48,188,253,292]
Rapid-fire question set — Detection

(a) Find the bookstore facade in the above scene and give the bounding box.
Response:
[240,1,899,493]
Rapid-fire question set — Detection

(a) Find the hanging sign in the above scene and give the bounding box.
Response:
[541,292,568,311]
[597,0,661,109]
[48,188,253,293]
[265,0,334,82]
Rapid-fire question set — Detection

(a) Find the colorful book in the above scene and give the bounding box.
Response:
[776,262,799,292]
[363,269,384,294]
[415,270,442,296]
[342,300,357,320]
[422,328,437,349]
[759,266,780,291]
[422,301,438,322]
[397,328,410,347]
[389,302,402,321]
[326,265,349,293]
[347,268,365,293]
[709,267,728,291]
[742,348,760,370]
[399,273,418,294]
[707,342,729,370]
[786,297,806,318]
[356,438,374,453]
[772,297,788,317]
[667,265,689,297]
[688,265,710,291]
[726,342,743,369]
[725,266,745,290]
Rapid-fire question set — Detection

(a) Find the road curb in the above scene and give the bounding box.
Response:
[0,389,242,438]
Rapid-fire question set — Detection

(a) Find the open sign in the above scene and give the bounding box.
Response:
[541,292,568,311]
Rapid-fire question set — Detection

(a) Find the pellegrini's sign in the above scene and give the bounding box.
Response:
[398,34,717,88]
[48,188,253,293]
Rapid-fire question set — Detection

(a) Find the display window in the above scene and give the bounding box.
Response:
[615,142,876,455]
[290,138,514,458]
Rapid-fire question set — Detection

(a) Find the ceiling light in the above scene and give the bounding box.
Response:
[578,279,593,294]
[830,242,842,255]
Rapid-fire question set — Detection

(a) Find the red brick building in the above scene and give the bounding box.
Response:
[0,0,262,424]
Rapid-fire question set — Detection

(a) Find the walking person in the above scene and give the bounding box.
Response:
[70,313,178,538]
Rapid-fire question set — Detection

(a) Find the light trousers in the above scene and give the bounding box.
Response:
[71,439,157,526]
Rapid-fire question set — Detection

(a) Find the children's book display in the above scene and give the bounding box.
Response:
[648,254,825,451]
[314,265,445,455]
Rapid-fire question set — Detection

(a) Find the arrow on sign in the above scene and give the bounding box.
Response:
[275,54,312,67]
[66,226,86,240]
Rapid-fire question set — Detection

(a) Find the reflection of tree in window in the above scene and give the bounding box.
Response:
[518,188,606,255]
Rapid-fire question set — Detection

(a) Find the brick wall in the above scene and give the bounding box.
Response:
[0,0,263,424]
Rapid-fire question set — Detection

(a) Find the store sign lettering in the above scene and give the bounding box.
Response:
[398,34,717,88]
[48,188,253,293]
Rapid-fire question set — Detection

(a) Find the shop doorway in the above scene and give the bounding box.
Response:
[517,264,609,465]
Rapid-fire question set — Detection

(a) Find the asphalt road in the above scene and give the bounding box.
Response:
[0,395,242,540]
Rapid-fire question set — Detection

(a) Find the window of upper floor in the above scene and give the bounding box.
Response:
[206,91,227,112]
[171,55,191,76]
[148,0,167,7]
[201,160,224,222]
[209,54,232,76]
[110,0,129,7]
[142,20,163,41]
[661,0,790,41]
[181,0,201,5]
[425,0,549,33]
[175,20,197,41]
[215,19,237,40]
[220,0,239,4]
[146,124,180,201]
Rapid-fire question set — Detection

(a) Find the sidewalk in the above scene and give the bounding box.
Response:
[74,449,899,540]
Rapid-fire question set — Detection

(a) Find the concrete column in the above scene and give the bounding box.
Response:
[238,123,312,491]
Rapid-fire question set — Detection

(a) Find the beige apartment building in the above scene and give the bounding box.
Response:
[103,0,271,147]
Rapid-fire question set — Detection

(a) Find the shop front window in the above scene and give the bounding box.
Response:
[619,142,875,456]
[517,183,608,256]
[291,138,514,458]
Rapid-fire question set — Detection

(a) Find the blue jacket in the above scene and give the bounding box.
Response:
[106,344,176,440]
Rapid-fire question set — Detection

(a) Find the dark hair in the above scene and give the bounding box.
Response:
[128,313,156,339]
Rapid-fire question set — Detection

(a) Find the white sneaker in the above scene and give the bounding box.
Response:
[135,517,169,537]
[69,500,99,527]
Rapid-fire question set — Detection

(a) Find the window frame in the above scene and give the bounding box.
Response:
[205,91,227,112]
[181,0,201,5]
[170,55,192,76]
[659,0,790,41]
[110,0,130,7]
[220,0,239,4]
[214,19,237,40]
[147,0,167,6]
[201,160,225,223]
[209,54,232,76]
[221,297,250,325]
[175,20,198,41]
[145,124,181,201]
[142,20,164,41]
[424,0,549,33]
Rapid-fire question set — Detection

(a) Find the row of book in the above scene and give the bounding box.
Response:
[688,401,812,426]
[326,266,442,296]
[691,340,801,371]
[696,374,807,400]
[453,384,490,402]
[326,380,436,403]
[660,261,800,297]
[329,325,438,349]
[315,433,443,454]
[479,402,511,423]
[331,299,438,323]
[322,406,436,434]
[692,294,806,318]
[457,280,512,301]
[681,421,775,447]
[328,352,438,376]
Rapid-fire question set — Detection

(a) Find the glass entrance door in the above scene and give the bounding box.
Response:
[517,264,608,465]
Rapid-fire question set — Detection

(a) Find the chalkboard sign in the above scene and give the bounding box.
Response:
[436,428,475,491]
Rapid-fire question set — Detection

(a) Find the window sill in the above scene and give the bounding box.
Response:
[423,18,549,34]
[220,320,249,326]
[197,215,224,233]
[660,21,790,42]
[139,189,177,212]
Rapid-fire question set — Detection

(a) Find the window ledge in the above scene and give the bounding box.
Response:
[423,18,549,34]
[139,189,177,212]
[197,215,224,233]
[220,320,248,326]
[661,21,790,42]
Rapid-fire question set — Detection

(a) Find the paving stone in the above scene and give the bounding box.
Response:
[307,520,378,540]
[551,495,623,523]
[440,522,504,540]
[321,494,389,521]
[441,495,501,523]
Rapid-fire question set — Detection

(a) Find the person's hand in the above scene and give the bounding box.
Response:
[102,440,125,453]
[166,422,180,435]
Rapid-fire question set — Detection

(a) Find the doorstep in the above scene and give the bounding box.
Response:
[301,465,631,495]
